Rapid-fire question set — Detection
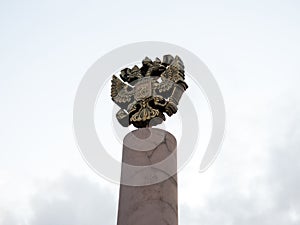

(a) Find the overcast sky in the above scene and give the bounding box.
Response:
[1,0,300,224]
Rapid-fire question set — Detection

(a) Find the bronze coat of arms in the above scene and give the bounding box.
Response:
[111,55,188,128]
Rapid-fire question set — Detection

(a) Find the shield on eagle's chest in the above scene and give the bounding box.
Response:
[134,78,152,101]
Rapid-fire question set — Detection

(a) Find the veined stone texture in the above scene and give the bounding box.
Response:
[117,128,178,225]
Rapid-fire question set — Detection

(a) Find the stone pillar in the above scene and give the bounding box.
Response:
[117,128,178,225]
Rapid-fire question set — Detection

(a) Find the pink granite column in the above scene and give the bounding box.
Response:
[117,128,178,225]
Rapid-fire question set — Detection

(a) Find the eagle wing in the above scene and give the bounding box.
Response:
[111,75,134,108]
[160,55,188,90]
[161,56,184,81]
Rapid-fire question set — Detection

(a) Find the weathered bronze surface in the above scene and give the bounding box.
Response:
[111,55,188,128]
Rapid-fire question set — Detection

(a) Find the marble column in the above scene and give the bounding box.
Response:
[117,128,178,225]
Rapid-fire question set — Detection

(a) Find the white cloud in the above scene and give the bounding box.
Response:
[19,174,118,225]
[1,0,300,224]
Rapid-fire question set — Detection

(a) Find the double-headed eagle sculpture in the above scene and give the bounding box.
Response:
[111,55,188,128]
